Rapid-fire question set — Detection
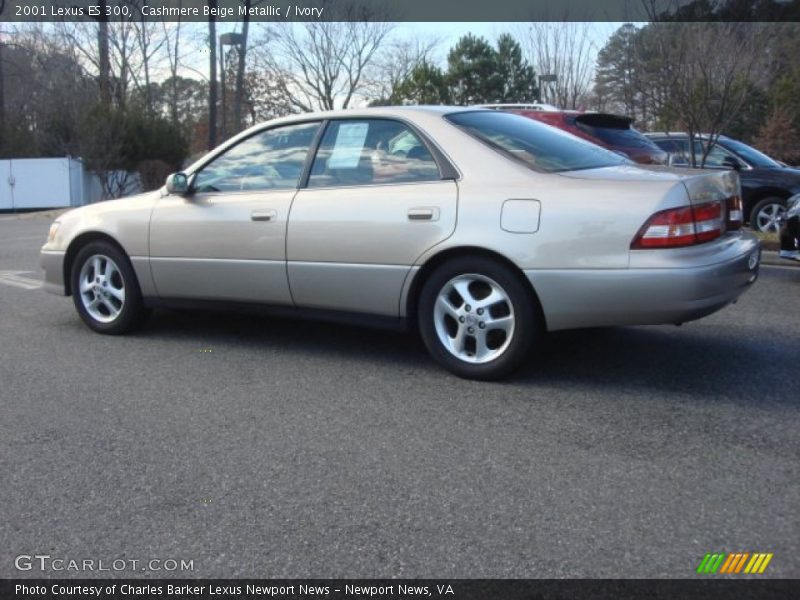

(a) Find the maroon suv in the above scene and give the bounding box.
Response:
[504,109,668,165]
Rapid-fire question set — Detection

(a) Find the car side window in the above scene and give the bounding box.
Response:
[193,122,320,193]
[308,119,441,188]
[655,139,692,165]
[692,141,737,168]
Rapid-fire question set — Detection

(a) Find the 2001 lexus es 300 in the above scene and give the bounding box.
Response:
[40,107,760,379]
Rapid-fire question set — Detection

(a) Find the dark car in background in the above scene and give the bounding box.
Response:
[646,132,800,233]
[487,106,668,165]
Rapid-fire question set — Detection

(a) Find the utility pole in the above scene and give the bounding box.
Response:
[208,0,217,149]
[0,0,6,138]
[219,32,244,140]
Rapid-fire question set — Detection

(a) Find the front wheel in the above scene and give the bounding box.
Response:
[71,241,146,334]
[750,197,786,233]
[418,257,539,380]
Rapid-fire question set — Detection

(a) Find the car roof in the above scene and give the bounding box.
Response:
[220,105,484,146]
[276,105,479,122]
[479,103,560,111]
[645,132,732,142]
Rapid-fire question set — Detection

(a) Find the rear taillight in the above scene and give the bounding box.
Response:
[631,201,723,249]
[726,195,743,230]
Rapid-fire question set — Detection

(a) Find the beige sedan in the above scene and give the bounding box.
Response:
[41,107,760,379]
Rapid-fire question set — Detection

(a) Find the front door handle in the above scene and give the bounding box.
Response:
[408,207,440,221]
[251,209,277,222]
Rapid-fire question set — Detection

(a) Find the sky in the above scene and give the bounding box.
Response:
[154,20,631,107]
[206,20,628,72]
[392,22,625,52]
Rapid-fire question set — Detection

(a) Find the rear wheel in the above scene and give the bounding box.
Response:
[71,241,146,334]
[418,256,539,380]
[750,197,786,233]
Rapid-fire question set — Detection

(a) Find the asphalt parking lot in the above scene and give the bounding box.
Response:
[0,214,798,579]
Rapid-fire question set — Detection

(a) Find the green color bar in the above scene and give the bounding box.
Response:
[697,554,712,574]
[708,554,726,574]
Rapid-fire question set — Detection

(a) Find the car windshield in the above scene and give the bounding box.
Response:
[446,110,629,173]
[721,138,782,169]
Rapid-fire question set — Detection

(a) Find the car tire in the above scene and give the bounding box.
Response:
[417,256,539,380]
[750,197,787,233]
[70,241,147,335]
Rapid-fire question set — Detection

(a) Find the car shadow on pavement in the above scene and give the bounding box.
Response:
[138,307,428,366]
[516,325,796,404]
[134,308,794,404]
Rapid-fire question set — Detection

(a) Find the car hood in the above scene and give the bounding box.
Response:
[44,190,162,255]
[58,190,162,222]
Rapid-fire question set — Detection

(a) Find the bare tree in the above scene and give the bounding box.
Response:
[90,1,111,106]
[129,3,172,115]
[523,21,596,109]
[163,18,183,124]
[2,24,96,156]
[364,35,441,104]
[53,19,135,109]
[642,22,765,166]
[251,13,392,112]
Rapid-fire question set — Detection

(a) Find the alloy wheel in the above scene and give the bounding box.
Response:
[754,203,786,233]
[78,254,126,323]
[433,273,515,364]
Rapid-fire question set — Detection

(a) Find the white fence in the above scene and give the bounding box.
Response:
[0,158,141,210]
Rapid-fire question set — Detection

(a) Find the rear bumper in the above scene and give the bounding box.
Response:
[40,250,66,296]
[526,233,760,331]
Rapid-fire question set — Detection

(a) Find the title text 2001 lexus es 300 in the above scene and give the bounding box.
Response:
[40,107,759,379]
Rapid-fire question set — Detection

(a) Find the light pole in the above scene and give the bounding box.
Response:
[218,32,244,140]
[0,0,6,138]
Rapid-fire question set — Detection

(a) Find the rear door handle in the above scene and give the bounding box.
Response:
[408,207,440,221]
[251,209,277,222]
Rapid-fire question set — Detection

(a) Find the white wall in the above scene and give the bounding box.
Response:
[0,158,143,210]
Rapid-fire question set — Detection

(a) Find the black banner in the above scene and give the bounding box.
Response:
[2,579,799,600]
[1,0,800,23]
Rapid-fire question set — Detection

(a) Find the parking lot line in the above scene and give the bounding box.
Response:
[0,270,43,290]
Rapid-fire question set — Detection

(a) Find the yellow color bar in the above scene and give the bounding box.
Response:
[758,554,773,574]
[745,554,766,573]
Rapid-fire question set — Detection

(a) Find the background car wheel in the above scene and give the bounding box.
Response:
[71,241,146,334]
[418,256,539,380]
[750,197,786,233]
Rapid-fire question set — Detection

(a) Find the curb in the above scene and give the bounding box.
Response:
[761,251,800,268]
[0,208,73,220]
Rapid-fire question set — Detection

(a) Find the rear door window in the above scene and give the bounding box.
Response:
[308,119,441,188]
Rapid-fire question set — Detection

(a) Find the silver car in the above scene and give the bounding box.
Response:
[40,107,760,379]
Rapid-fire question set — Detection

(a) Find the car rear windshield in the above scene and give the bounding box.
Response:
[574,115,664,151]
[446,110,629,173]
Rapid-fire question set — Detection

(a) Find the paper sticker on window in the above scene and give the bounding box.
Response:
[328,123,369,169]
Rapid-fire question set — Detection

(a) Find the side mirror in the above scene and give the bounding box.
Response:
[722,156,742,171]
[165,172,189,195]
